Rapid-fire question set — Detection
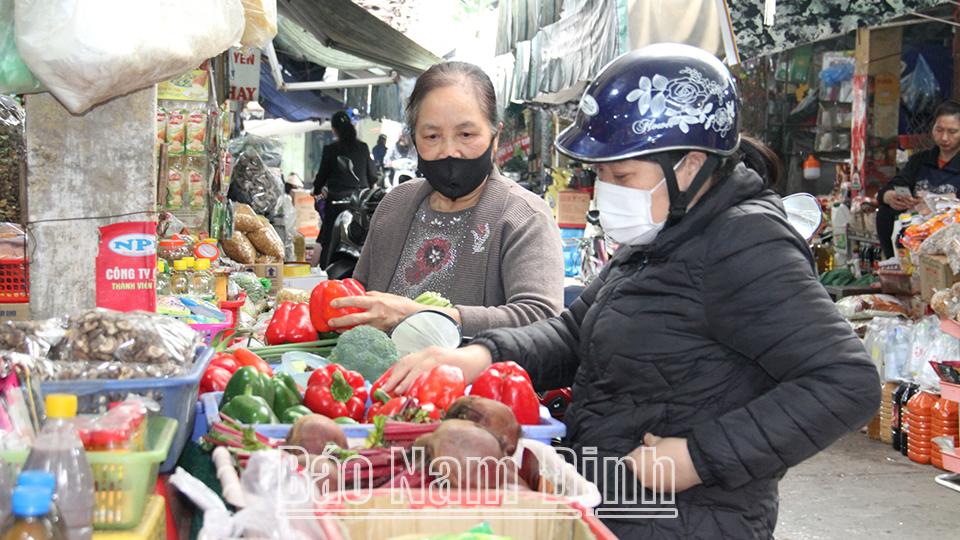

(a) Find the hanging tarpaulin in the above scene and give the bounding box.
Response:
[720,0,944,62]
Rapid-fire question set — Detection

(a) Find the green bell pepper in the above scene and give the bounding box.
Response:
[258,372,275,411]
[273,372,302,400]
[272,378,303,418]
[220,385,279,425]
[221,366,266,409]
[332,416,359,425]
[280,405,313,424]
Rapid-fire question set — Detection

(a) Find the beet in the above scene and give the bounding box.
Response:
[414,419,526,490]
[286,414,348,452]
[446,395,523,455]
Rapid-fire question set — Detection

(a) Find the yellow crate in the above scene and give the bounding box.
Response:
[92,495,166,540]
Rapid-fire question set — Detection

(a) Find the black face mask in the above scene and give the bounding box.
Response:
[418,138,496,201]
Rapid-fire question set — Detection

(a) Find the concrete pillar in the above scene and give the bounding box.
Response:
[851,27,902,198]
[25,88,156,319]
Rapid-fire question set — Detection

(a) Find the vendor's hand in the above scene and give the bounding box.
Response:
[883,189,919,211]
[625,434,702,494]
[326,291,425,333]
[382,344,493,395]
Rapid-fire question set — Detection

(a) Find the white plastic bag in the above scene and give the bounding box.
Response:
[240,0,277,48]
[14,0,245,114]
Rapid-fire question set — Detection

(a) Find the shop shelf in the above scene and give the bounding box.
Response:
[2,417,177,530]
[201,391,567,446]
[39,346,214,472]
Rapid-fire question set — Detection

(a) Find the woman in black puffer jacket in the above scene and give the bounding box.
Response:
[382,44,881,540]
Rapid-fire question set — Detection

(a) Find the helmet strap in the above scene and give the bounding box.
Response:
[656,154,719,227]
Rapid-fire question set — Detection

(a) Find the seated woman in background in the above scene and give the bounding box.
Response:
[327,61,565,336]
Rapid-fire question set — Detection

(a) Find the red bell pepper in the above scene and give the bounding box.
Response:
[233,348,273,376]
[406,365,465,413]
[469,361,540,425]
[304,364,368,421]
[210,353,240,374]
[364,393,408,423]
[265,302,317,346]
[309,279,366,332]
[370,366,398,400]
[200,366,233,394]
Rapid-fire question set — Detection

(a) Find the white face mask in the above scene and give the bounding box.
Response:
[595,157,686,246]
[595,178,666,245]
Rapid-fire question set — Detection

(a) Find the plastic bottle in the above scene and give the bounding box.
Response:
[892,381,909,451]
[812,238,833,274]
[803,155,820,180]
[22,395,94,540]
[884,328,910,384]
[15,472,63,538]
[899,383,920,456]
[156,261,171,296]
[831,201,851,266]
[880,381,897,444]
[931,397,959,470]
[906,390,937,465]
[170,260,189,295]
[188,258,216,297]
[0,454,12,527]
[0,486,65,540]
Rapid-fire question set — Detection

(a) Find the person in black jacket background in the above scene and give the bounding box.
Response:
[382,44,881,540]
[313,110,378,268]
[875,101,960,258]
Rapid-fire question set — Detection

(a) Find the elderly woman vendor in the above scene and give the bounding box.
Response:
[327,61,564,335]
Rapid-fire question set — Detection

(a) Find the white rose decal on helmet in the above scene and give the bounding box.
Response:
[626,67,734,136]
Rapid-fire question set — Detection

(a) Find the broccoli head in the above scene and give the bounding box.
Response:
[327,325,400,382]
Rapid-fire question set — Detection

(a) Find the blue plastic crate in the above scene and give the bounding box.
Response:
[200,391,565,446]
[41,346,214,473]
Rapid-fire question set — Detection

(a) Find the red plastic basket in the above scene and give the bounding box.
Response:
[0,258,29,302]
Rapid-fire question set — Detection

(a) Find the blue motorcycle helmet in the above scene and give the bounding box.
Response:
[556,43,741,225]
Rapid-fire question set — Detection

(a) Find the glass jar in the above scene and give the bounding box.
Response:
[87,426,131,453]
[157,239,189,267]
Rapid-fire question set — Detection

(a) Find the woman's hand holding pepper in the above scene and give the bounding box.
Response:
[382,344,493,395]
[626,434,703,494]
[327,291,461,333]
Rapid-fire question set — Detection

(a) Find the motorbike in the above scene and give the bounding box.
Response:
[385,157,418,190]
[324,157,385,280]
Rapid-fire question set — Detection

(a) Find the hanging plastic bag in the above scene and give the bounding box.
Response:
[14,0,245,114]
[240,0,277,49]
[228,147,284,217]
[900,54,941,116]
[0,0,41,94]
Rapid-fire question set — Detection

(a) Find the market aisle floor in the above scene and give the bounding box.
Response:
[775,432,958,539]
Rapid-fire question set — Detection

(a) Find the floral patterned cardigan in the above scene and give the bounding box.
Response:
[352,170,564,336]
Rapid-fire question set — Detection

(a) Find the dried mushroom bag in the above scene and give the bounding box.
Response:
[227,147,283,217]
[248,221,285,259]
[0,318,68,360]
[221,230,256,264]
[69,308,200,366]
[234,203,261,232]
[0,95,24,224]
[51,360,185,381]
[276,288,310,304]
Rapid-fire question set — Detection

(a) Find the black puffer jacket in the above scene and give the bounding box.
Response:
[473,164,881,540]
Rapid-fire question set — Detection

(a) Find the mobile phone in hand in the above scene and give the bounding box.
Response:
[894,186,911,198]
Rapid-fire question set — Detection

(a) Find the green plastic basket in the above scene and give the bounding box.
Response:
[2,416,178,530]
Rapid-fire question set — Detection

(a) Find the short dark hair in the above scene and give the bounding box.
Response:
[935,101,960,121]
[405,61,499,136]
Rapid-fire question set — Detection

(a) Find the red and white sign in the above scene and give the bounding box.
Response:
[96,222,157,312]
[228,47,261,102]
[850,74,868,195]
[494,135,532,167]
